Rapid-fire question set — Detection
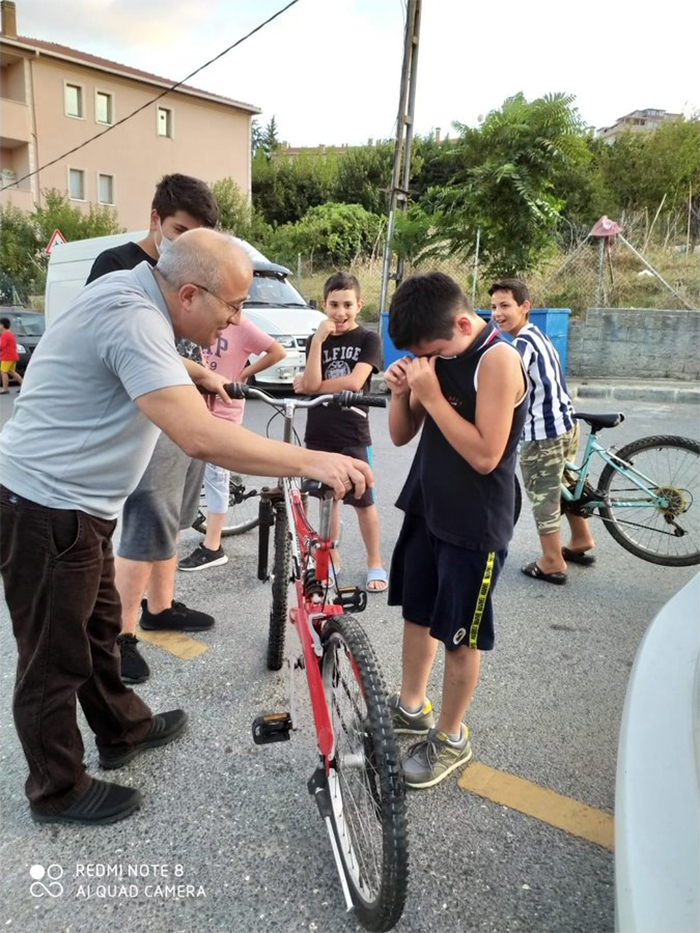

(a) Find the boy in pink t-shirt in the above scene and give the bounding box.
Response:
[178,318,285,571]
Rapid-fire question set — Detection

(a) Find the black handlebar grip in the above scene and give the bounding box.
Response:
[362,394,388,408]
[224,382,251,400]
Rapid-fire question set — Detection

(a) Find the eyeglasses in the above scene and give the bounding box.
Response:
[193,283,248,315]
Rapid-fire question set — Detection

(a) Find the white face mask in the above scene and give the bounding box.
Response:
[156,220,175,256]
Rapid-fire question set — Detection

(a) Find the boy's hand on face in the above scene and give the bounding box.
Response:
[385,357,412,396]
[405,356,441,406]
[315,319,337,342]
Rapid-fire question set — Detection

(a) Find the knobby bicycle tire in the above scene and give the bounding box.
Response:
[321,615,408,932]
[598,435,700,566]
[267,501,290,670]
[192,474,261,538]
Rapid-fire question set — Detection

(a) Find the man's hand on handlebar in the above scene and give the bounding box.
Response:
[307,451,373,500]
[193,368,234,410]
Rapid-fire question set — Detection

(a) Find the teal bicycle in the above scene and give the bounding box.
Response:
[553,411,699,566]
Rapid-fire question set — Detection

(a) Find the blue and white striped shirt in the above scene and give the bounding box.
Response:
[513,323,575,441]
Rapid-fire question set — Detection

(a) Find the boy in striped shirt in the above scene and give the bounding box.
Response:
[490,279,595,585]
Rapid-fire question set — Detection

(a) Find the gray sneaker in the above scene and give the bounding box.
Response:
[389,694,435,735]
[402,726,473,789]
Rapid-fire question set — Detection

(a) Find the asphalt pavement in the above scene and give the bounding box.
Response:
[0,390,698,933]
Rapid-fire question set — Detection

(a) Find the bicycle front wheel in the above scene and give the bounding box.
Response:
[321,615,408,932]
[193,474,261,537]
[598,435,700,566]
[267,500,290,670]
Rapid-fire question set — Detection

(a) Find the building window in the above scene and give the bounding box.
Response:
[69,168,85,200]
[95,91,114,125]
[65,83,84,118]
[98,173,114,204]
[157,106,173,138]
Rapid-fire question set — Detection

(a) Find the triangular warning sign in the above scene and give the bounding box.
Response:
[46,229,67,255]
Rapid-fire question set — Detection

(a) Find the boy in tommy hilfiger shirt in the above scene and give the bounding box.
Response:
[293,272,386,592]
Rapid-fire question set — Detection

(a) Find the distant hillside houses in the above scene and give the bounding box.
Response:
[596,108,682,143]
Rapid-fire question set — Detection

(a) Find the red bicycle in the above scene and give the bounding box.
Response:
[226,383,408,932]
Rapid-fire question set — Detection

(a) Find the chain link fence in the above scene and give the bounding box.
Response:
[291,238,699,320]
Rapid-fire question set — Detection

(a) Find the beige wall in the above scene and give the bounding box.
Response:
[1,44,253,229]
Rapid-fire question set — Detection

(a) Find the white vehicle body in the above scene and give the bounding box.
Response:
[614,573,700,932]
[44,232,324,386]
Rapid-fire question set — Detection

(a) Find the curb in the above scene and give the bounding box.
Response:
[569,384,700,405]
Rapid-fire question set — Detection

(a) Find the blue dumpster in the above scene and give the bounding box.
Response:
[380,308,571,372]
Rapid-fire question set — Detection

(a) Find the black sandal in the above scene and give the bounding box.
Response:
[521,561,567,585]
[562,547,596,566]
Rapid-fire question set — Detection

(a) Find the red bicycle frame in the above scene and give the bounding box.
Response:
[286,481,351,763]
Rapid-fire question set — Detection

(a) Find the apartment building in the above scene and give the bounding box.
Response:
[596,108,682,143]
[0,0,260,228]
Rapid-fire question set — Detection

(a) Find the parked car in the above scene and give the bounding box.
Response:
[614,573,699,931]
[44,232,325,387]
[0,307,46,373]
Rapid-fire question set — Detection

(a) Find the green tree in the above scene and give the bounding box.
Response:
[251,118,264,155]
[252,150,336,226]
[411,134,460,201]
[431,92,590,275]
[597,117,700,216]
[269,202,383,267]
[1,190,122,302]
[0,203,42,301]
[261,115,281,160]
[34,189,122,243]
[390,204,445,265]
[332,143,394,215]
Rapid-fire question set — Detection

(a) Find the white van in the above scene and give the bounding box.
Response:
[44,232,325,387]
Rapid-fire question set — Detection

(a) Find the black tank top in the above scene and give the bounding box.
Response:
[396,323,527,551]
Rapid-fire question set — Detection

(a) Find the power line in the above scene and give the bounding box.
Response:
[1,0,300,192]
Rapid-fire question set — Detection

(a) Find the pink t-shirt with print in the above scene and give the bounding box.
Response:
[203,318,273,424]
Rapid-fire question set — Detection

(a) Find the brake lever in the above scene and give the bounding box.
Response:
[321,400,368,419]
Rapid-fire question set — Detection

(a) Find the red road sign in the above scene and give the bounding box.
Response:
[45,228,67,255]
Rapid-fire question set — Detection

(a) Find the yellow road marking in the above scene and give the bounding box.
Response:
[136,629,209,660]
[458,762,614,851]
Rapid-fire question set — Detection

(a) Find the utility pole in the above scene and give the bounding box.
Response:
[379,0,422,320]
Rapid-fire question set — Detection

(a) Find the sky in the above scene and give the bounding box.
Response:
[11,0,700,146]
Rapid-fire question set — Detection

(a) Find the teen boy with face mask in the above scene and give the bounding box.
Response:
[86,174,223,685]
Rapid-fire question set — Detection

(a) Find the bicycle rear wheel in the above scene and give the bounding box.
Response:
[192,474,261,537]
[321,615,408,932]
[267,500,290,671]
[598,435,700,566]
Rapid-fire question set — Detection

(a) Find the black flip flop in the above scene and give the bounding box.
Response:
[521,561,567,585]
[562,547,596,566]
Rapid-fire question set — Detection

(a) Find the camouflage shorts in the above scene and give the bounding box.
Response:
[520,424,580,535]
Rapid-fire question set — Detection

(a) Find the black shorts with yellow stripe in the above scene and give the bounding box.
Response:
[388,513,506,651]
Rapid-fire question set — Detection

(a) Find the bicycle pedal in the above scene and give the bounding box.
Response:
[333,585,367,613]
[252,712,293,745]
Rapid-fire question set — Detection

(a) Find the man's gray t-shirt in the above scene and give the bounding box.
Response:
[0,262,193,519]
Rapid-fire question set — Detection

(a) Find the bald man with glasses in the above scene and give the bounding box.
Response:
[0,229,373,826]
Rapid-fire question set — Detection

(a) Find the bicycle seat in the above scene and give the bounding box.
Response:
[573,412,625,431]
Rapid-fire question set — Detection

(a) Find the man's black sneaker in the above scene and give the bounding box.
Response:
[117,633,150,684]
[178,544,228,572]
[139,599,215,632]
[98,710,188,769]
[31,778,142,825]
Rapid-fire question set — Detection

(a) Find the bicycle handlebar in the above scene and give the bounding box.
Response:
[223,383,387,410]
